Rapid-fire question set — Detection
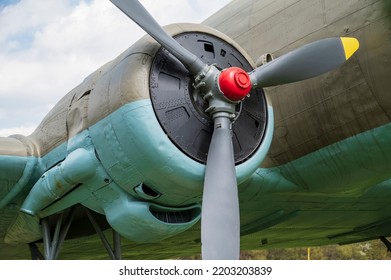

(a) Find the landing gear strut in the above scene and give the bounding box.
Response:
[28,207,122,260]
[85,209,122,260]
[380,236,391,252]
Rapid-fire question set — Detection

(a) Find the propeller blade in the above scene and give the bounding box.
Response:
[249,37,359,88]
[110,0,205,75]
[201,116,240,260]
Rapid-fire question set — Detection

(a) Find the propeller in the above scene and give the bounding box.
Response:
[201,116,239,259]
[110,0,359,260]
[110,0,205,75]
[249,37,359,88]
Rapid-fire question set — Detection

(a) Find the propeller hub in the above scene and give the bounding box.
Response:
[218,67,251,102]
[150,32,267,164]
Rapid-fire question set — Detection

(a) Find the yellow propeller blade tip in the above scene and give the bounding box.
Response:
[341,37,359,60]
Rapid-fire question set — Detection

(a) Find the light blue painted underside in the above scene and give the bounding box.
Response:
[1,98,391,245]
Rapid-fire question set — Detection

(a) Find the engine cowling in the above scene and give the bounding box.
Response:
[88,23,273,207]
[16,23,274,244]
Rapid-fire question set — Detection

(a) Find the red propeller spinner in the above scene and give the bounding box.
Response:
[218,67,252,102]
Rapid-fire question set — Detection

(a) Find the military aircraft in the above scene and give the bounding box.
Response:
[0,0,390,260]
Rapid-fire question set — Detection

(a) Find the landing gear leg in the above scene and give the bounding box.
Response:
[42,208,76,260]
[29,207,123,260]
[85,209,122,260]
[28,207,76,260]
[28,243,44,260]
[380,236,391,252]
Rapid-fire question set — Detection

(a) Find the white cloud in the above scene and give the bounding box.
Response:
[0,125,36,137]
[0,0,231,137]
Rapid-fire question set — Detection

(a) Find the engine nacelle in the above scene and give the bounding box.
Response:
[7,23,273,244]
[87,23,273,207]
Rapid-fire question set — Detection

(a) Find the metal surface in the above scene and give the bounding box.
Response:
[111,0,271,259]
[0,0,391,260]
[205,0,391,166]
[201,116,239,259]
[150,32,267,164]
[53,208,76,260]
[39,209,76,260]
[41,219,51,260]
[249,37,358,88]
[110,0,205,75]
[86,209,118,260]
[20,148,98,215]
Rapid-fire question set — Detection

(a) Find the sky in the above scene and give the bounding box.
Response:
[0,0,231,137]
